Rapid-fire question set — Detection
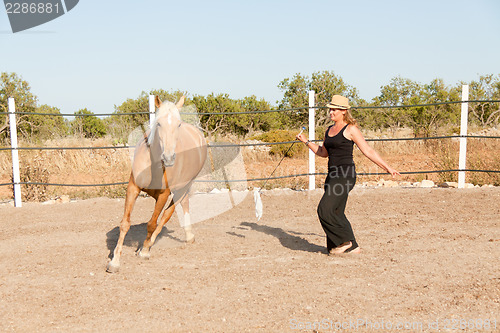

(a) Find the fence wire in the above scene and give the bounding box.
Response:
[0,169,499,188]
[1,135,499,152]
[1,99,499,189]
[0,135,499,187]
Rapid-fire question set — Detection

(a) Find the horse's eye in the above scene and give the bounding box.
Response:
[156,123,161,128]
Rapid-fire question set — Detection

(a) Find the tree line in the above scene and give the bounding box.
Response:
[1,71,499,144]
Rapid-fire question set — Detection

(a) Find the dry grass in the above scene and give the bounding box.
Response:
[0,137,131,201]
[0,131,499,202]
[242,134,500,189]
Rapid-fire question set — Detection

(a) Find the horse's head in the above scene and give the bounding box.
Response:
[149,96,185,167]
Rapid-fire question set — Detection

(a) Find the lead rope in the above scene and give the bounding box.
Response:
[254,127,306,221]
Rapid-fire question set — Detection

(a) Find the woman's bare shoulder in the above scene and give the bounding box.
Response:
[344,123,361,141]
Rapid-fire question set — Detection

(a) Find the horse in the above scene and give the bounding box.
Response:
[106,96,207,273]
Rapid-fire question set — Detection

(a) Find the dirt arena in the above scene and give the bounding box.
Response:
[0,187,499,332]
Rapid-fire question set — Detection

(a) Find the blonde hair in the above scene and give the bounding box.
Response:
[343,109,358,126]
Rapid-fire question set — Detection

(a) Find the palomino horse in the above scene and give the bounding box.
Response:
[107,96,207,273]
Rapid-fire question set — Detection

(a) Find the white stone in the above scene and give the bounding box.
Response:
[56,195,71,203]
[438,182,458,188]
[383,180,399,188]
[41,199,56,205]
[420,180,435,188]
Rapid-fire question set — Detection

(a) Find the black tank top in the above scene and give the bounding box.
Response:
[324,124,355,169]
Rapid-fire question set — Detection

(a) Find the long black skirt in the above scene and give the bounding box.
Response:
[317,165,358,252]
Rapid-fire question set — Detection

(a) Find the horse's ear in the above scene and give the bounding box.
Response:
[155,96,162,108]
[175,95,185,109]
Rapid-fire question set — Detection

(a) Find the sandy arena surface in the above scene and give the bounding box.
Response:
[0,187,499,332]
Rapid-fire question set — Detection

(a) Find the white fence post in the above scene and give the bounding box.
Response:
[8,98,22,207]
[308,90,315,191]
[458,85,469,188]
[149,95,156,128]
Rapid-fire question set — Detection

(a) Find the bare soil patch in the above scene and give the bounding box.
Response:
[0,187,499,332]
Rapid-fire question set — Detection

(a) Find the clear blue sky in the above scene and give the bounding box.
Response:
[1,0,499,115]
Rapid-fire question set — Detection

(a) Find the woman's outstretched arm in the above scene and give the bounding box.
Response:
[348,126,400,177]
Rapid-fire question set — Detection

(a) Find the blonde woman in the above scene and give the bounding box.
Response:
[297,95,400,254]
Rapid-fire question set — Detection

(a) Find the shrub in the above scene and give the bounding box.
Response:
[72,108,106,138]
[252,129,307,158]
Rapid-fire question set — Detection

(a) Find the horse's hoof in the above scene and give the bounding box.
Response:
[106,262,120,273]
[137,250,150,260]
[186,236,195,244]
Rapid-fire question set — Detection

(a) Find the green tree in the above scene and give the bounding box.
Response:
[418,78,461,135]
[277,70,360,128]
[1,72,69,143]
[72,108,106,138]
[191,94,277,138]
[372,76,424,132]
[23,104,69,142]
[374,77,461,136]
[238,95,279,135]
[0,72,37,143]
[192,93,243,139]
[465,74,500,126]
[108,89,187,143]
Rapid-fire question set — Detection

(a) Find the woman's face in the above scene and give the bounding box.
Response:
[329,108,345,122]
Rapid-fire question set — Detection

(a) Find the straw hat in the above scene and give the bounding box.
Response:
[326,95,351,110]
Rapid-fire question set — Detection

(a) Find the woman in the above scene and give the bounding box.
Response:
[296,95,400,254]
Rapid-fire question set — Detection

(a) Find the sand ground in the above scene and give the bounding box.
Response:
[0,187,499,332]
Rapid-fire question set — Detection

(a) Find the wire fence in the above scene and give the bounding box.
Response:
[1,135,499,187]
[1,134,500,152]
[1,169,499,189]
[1,99,499,189]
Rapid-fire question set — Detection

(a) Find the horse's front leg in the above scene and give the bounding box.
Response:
[148,197,176,247]
[107,176,140,273]
[179,193,195,243]
[137,191,171,259]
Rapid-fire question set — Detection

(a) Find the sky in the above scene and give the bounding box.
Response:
[1,0,499,115]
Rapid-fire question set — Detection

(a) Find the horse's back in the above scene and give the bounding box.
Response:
[165,123,207,191]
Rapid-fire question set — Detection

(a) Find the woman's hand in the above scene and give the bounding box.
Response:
[296,133,307,143]
[387,166,401,177]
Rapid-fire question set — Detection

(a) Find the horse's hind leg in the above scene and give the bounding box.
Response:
[180,193,195,244]
[107,177,141,273]
[137,191,171,259]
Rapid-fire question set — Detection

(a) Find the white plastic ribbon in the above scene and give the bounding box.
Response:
[253,188,263,221]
